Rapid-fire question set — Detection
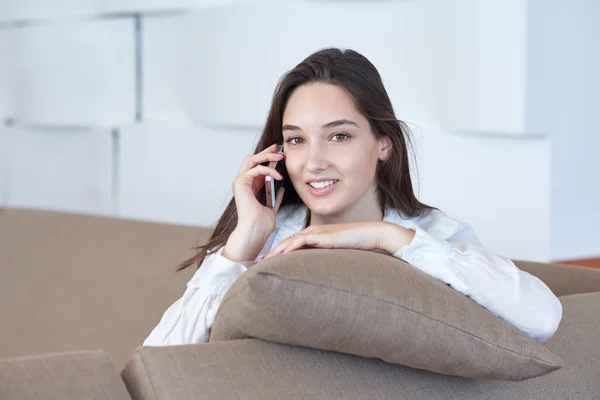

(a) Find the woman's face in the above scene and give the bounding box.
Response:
[281,83,391,221]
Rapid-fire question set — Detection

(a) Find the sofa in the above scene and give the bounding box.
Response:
[1,206,599,399]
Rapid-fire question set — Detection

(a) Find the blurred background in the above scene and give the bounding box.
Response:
[0,0,598,264]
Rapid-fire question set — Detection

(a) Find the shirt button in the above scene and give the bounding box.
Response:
[414,255,425,264]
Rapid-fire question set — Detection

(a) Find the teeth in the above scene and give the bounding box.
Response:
[309,180,337,189]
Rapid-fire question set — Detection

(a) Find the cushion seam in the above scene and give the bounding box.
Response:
[255,271,560,367]
[559,290,600,298]
[136,351,160,400]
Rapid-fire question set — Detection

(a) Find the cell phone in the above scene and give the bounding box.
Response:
[265,144,286,208]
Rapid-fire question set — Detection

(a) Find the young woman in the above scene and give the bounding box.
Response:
[144,48,562,346]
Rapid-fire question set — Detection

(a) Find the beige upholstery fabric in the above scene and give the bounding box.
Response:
[125,293,600,399]
[514,260,600,297]
[0,349,131,400]
[211,249,562,380]
[0,207,200,368]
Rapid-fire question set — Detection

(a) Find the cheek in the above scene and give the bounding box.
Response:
[357,162,378,188]
[284,158,302,183]
[344,150,378,185]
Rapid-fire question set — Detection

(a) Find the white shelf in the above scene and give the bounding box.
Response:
[142,14,190,123]
[13,18,136,126]
[0,0,101,22]
[3,126,114,215]
[0,29,14,119]
[0,0,256,22]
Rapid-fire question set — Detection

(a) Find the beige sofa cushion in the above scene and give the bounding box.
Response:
[514,260,600,297]
[210,249,562,381]
[0,349,131,400]
[124,293,599,399]
[0,207,199,369]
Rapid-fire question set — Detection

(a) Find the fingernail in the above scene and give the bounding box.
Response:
[252,255,266,266]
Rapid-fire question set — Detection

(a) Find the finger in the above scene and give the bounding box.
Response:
[239,152,284,175]
[245,165,283,180]
[264,238,291,260]
[258,143,279,154]
[272,187,286,213]
[265,227,323,259]
[282,235,312,254]
[266,235,313,260]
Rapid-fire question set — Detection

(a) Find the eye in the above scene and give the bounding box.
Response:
[331,132,350,142]
[286,136,304,145]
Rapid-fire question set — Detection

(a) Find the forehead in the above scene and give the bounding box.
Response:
[282,83,363,125]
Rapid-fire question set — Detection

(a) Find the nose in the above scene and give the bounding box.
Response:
[304,141,329,174]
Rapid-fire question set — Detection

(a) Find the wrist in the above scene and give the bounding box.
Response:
[234,221,273,243]
[222,222,272,263]
[379,222,415,255]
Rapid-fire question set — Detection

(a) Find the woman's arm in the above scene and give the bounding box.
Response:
[262,212,562,342]
[260,211,562,342]
[143,247,251,346]
[389,220,563,343]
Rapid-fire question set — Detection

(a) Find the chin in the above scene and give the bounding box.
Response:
[304,197,347,218]
[295,182,353,218]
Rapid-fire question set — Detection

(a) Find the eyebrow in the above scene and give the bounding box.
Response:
[282,119,359,132]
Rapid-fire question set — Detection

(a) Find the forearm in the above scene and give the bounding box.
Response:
[391,227,562,342]
[222,222,272,263]
[379,222,416,255]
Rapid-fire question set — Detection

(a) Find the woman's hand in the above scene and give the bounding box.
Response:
[262,221,416,261]
[223,144,286,262]
[232,143,286,227]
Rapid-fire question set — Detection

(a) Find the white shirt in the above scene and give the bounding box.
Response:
[144,204,562,346]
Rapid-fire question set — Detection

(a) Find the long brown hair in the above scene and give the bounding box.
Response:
[177,48,434,271]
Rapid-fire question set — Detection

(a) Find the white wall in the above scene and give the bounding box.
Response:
[0,30,14,207]
[137,0,551,260]
[527,0,600,260]
[182,1,439,128]
[414,124,550,261]
[1,0,597,262]
[436,0,530,135]
[117,122,259,226]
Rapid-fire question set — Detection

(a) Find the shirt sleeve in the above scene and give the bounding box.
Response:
[392,216,563,343]
[143,247,251,346]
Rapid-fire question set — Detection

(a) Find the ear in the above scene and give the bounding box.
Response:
[378,136,393,161]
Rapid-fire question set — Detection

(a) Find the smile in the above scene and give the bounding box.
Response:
[308,180,338,189]
[306,180,340,197]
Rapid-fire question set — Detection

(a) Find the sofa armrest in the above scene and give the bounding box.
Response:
[123,302,600,400]
[514,260,600,297]
[0,349,131,400]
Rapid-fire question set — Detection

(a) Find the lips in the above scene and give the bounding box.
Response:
[307,179,338,189]
[305,179,340,197]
